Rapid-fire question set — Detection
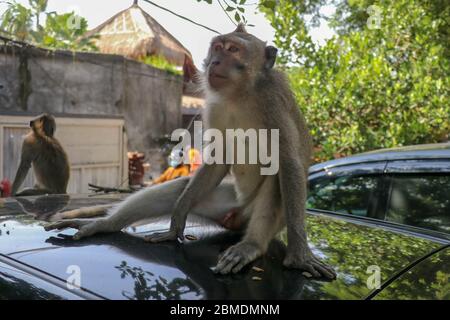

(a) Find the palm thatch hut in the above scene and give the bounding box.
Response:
[85,0,192,66]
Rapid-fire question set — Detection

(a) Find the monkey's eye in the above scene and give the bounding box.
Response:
[213,43,223,52]
[228,45,239,53]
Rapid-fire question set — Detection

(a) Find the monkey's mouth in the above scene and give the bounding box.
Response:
[209,72,227,80]
[208,73,228,88]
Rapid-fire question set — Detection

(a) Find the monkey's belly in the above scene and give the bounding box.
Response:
[231,164,264,205]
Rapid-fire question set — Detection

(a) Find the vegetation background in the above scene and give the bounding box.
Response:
[1,0,449,162]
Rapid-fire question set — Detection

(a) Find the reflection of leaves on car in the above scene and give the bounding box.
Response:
[386,175,450,233]
[278,215,443,299]
[115,261,201,300]
[375,249,450,300]
[308,175,378,217]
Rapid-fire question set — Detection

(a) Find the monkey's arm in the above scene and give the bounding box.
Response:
[145,163,230,243]
[11,140,35,196]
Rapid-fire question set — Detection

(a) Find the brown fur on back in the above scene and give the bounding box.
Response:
[33,133,69,193]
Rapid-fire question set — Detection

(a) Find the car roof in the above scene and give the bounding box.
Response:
[0,194,448,300]
[310,142,450,174]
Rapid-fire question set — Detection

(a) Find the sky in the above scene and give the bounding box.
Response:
[0,0,335,66]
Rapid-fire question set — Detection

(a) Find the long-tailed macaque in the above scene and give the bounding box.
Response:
[11,113,70,196]
[46,25,336,279]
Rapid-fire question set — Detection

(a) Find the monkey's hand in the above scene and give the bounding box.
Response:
[44,219,116,240]
[213,241,262,275]
[283,248,336,280]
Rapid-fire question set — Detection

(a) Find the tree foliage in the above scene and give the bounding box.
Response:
[0,0,97,51]
[261,0,449,161]
[141,55,182,76]
[197,0,251,25]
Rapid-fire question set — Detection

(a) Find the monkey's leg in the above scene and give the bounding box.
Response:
[279,158,336,279]
[144,164,230,243]
[214,176,281,274]
[45,177,238,240]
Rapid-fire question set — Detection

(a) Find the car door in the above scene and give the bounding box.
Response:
[307,161,388,219]
[383,159,450,234]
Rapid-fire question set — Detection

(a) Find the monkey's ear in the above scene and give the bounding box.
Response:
[265,46,278,69]
[234,23,247,33]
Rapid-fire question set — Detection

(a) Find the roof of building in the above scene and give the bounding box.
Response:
[84,1,192,66]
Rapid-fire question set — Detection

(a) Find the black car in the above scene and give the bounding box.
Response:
[0,192,448,300]
[308,143,450,235]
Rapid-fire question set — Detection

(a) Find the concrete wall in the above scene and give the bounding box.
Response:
[0,43,183,173]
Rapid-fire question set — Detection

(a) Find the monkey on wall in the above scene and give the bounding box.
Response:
[46,25,336,279]
[11,113,70,196]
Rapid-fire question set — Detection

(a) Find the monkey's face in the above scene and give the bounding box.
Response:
[30,113,56,137]
[204,24,278,93]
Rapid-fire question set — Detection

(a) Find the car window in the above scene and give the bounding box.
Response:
[386,174,450,234]
[307,174,380,217]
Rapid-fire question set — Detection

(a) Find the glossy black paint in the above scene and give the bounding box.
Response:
[0,194,448,300]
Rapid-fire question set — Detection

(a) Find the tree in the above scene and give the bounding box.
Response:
[197,0,250,25]
[0,0,97,51]
[260,0,449,161]
[0,0,33,40]
[41,12,97,51]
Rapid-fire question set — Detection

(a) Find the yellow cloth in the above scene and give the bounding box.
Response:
[188,148,202,174]
[153,165,190,184]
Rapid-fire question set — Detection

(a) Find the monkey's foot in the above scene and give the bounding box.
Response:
[283,251,336,280]
[44,219,113,240]
[213,241,262,275]
[144,229,181,243]
[49,208,106,222]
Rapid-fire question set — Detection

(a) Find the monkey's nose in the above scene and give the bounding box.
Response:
[211,60,220,66]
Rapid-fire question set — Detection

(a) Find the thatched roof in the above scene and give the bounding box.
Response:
[85,1,192,66]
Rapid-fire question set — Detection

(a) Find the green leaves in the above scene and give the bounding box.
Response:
[42,12,97,51]
[0,1,33,40]
[221,0,247,24]
[0,0,97,51]
[141,55,182,75]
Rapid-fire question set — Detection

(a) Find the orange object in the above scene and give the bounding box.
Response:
[153,165,190,184]
[188,147,202,174]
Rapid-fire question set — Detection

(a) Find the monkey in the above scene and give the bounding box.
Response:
[45,24,336,279]
[11,113,70,196]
